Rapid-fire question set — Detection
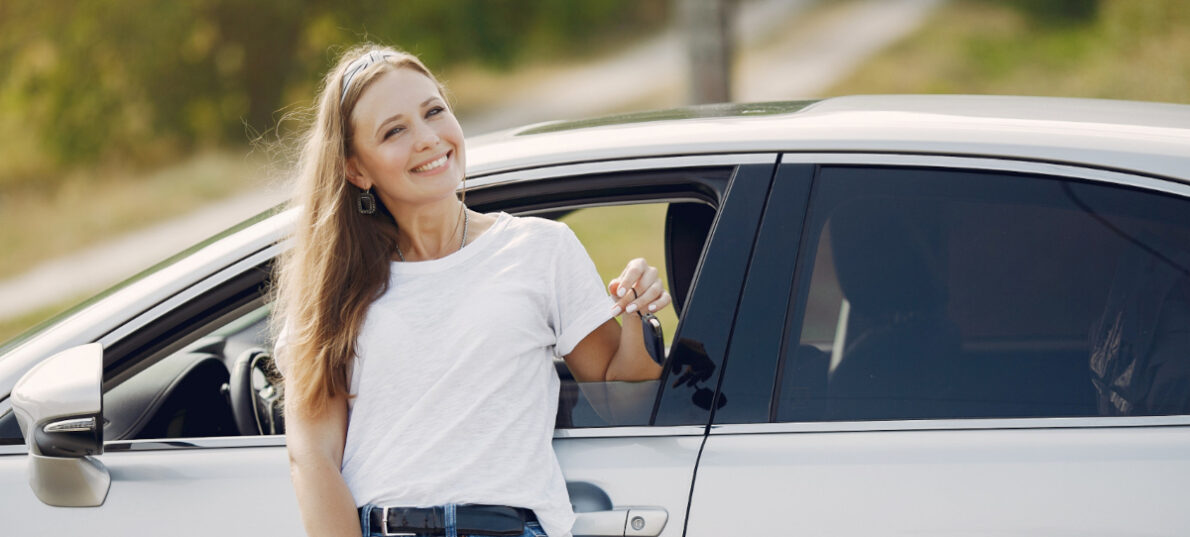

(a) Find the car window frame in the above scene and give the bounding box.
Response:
[711,152,1190,433]
[0,243,281,452]
[471,153,779,430]
[711,160,815,424]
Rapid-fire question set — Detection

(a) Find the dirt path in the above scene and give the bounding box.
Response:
[461,0,821,135]
[0,0,942,323]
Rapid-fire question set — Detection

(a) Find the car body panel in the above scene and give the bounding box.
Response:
[554,429,705,537]
[1,428,705,536]
[2,442,299,537]
[689,424,1190,536]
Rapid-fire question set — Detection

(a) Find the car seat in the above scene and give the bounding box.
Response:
[824,197,962,421]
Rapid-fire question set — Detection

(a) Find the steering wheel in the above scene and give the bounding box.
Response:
[228,348,284,436]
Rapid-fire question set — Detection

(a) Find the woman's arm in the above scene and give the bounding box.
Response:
[285,393,359,537]
[564,258,670,382]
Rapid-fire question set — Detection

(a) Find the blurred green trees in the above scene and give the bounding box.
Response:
[978,0,1099,25]
[829,0,1189,106]
[0,0,667,191]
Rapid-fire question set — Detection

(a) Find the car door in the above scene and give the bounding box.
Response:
[0,244,304,537]
[0,153,776,537]
[469,154,775,537]
[688,155,1190,536]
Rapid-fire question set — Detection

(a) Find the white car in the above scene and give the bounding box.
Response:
[3,95,1190,536]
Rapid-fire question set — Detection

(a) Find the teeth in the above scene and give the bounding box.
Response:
[412,154,448,173]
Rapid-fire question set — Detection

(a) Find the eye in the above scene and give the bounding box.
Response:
[426,106,445,118]
[383,125,405,140]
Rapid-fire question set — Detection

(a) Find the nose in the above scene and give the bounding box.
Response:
[413,124,440,152]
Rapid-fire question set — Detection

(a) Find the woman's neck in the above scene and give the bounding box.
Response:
[389,197,466,261]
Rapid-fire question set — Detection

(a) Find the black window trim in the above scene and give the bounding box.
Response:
[99,247,279,390]
[777,153,1190,198]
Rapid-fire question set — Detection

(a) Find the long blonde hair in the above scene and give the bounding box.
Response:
[272,44,447,416]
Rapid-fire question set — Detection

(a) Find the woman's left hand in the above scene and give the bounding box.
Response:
[608,258,671,317]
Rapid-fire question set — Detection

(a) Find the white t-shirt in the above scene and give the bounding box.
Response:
[278,212,613,537]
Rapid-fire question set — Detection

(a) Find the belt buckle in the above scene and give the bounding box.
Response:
[380,506,417,536]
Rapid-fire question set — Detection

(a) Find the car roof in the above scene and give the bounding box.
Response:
[466,95,1190,181]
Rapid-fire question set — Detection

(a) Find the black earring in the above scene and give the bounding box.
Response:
[358,189,377,215]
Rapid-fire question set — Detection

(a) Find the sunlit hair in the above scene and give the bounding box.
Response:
[272,44,448,417]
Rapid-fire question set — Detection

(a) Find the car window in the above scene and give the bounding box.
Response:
[778,166,1190,422]
[556,202,696,428]
[0,409,21,445]
[2,163,739,444]
[101,303,274,441]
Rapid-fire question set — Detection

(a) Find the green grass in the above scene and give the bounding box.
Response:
[0,149,275,344]
[0,150,272,280]
[0,295,87,347]
[826,0,1190,104]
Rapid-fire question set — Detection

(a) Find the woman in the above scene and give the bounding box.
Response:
[272,45,671,537]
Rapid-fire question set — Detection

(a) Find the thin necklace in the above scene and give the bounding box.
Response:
[395,204,468,262]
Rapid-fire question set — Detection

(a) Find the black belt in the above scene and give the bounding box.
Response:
[362,504,535,536]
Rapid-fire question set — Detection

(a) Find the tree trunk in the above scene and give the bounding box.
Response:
[680,0,734,104]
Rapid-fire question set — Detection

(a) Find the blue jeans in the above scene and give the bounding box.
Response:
[360,503,546,537]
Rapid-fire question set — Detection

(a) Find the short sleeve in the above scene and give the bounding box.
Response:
[552,225,616,356]
[272,319,359,404]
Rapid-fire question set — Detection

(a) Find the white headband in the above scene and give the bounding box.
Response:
[340,51,397,106]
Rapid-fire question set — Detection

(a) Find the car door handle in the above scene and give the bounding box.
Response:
[572,507,667,537]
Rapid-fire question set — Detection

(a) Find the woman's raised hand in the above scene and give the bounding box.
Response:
[608,258,672,317]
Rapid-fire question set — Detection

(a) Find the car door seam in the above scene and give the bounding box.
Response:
[681,158,781,537]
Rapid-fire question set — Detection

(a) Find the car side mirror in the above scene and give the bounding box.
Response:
[11,343,110,507]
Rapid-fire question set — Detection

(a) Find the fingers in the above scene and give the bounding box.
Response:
[644,289,672,314]
[611,261,653,314]
[625,279,664,314]
[609,259,671,316]
[609,258,646,298]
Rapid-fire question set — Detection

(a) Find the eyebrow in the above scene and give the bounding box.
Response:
[374,96,444,137]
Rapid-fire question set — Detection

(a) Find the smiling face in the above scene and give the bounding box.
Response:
[345,67,465,211]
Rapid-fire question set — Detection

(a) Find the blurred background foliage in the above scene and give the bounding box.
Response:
[0,0,668,193]
[988,0,1099,25]
[829,0,1189,103]
[4,0,1186,198]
